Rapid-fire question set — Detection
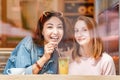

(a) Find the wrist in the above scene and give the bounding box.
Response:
[42,55,50,61]
[37,56,48,67]
[35,61,42,70]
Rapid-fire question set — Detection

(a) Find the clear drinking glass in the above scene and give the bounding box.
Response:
[58,57,69,74]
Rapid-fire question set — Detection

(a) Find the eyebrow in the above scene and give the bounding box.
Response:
[46,23,53,25]
[75,26,87,30]
[46,23,63,25]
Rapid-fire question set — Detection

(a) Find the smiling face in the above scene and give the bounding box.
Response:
[42,16,64,44]
[74,20,91,46]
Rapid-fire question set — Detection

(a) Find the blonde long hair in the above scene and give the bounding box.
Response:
[72,16,103,60]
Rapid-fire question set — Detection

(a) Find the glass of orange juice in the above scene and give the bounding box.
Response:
[58,57,69,74]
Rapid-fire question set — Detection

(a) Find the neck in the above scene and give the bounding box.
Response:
[79,44,91,57]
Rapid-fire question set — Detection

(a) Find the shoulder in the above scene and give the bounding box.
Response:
[21,36,33,43]
[99,52,116,75]
[100,52,114,63]
[20,36,33,45]
[101,52,113,60]
[17,36,35,50]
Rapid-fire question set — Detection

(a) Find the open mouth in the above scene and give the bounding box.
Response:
[50,37,59,42]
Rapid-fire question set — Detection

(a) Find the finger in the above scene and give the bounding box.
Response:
[49,42,58,48]
[45,46,54,53]
[47,44,57,49]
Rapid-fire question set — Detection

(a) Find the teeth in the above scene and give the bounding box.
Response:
[52,38,58,39]
[51,37,58,39]
[51,37,59,41]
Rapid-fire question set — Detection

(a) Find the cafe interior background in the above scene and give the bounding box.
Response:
[0,0,119,75]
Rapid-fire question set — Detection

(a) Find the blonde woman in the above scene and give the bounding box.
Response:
[69,16,116,75]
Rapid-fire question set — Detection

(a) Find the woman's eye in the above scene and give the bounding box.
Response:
[84,29,87,31]
[74,29,79,33]
[83,28,88,32]
[47,26,53,28]
[58,26,63,29]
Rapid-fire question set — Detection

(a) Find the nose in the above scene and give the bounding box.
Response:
[75,31,83,36]
[53,28,58,34]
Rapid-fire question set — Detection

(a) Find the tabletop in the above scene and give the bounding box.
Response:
[0,75,119,80]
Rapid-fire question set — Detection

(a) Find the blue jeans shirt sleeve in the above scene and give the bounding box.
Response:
[3,36,35,74]
[3,36,58,74]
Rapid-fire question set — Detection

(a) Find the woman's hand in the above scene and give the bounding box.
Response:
[33,42,58,74]
[43,42,58,60]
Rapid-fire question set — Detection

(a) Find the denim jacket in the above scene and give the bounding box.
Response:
[3,36,59,74]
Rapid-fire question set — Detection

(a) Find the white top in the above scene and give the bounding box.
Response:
[68,52,116,75]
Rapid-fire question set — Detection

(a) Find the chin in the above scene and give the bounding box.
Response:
[78,41,87,45]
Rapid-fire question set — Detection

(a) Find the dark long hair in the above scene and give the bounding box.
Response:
[33,11,73,49]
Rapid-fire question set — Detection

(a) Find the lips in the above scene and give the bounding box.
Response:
[78,37,85,40]
[77,37,86,41]
[50,36,59,42]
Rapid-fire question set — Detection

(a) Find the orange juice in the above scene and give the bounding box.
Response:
[58,57,69,74]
